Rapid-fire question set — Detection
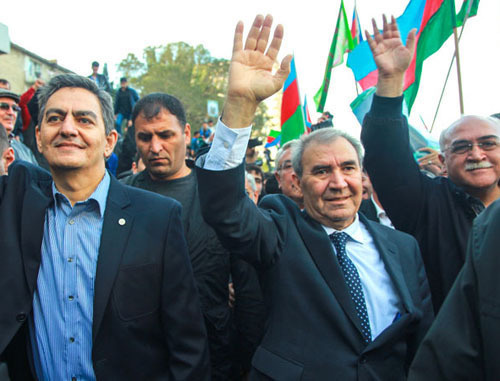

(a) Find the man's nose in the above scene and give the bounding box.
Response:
[149,135,163,153]
[468,143,487,161]
[59,117,78,136]
[328,170,348,189]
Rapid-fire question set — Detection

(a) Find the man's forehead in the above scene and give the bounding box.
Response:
[0,97,17,104]
[137,109,183,130]
[303,137,359,163]
[448,118,500,142]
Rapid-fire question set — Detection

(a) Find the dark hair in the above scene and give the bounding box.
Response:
[132,93,187,127]
[246,164,263,180]
[0,123,9,153]
[0,79,10,89]
[92,61,99,67]
[120,77,127,83]
[37,74,115,135]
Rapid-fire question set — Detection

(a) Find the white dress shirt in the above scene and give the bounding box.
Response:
[204,119,402,339]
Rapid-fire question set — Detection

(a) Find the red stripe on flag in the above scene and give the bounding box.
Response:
[281,79,300,126]
[405,0,445,88]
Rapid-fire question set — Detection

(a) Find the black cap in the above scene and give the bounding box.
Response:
[120,77,127,83]
[247,138,262,149]
[92,61,99,67]
[0,89,20,103]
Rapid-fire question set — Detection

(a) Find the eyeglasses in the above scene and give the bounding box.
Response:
[0,102,21,113]
[277,162,293,172]
[446,139,500,155]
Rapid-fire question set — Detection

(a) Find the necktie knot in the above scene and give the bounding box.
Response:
[329,232,349,255]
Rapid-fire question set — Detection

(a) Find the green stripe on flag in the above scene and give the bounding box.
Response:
[281,106,305,145]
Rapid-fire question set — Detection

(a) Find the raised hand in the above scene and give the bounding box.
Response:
[366,15,416,97]
[223,14,292,129]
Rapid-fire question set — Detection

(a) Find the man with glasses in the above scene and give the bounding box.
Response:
[274,140,304,209]
[361,16,500,312]
[0,89,37,164]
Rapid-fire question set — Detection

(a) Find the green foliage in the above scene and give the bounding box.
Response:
[117,42,235,130]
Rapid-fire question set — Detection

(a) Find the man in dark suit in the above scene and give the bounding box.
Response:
[0,74,209,380]
[196,14,433,380]
[409,198,500,381]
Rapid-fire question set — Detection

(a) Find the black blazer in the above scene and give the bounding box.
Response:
[196,163,433,381]
[0,162,210,380]
[359,199,380,223]
[409,198,500,381]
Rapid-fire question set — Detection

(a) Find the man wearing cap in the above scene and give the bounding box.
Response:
[114,77,139,135]
[88,61,111,93]
[0,89,37,164]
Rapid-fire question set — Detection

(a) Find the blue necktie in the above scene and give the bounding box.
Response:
[330,232,372,343]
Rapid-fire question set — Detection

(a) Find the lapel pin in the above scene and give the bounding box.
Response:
[118,218,126,226]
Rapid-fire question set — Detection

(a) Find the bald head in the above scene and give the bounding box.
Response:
[439,115,500,152]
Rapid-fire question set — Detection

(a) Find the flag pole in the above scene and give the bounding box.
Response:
[453,28,465,115]
[430,9,471,132]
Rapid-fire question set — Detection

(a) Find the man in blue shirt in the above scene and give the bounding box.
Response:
[0,74,209,380]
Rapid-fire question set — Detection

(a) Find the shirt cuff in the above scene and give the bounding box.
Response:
[203,119,252,170]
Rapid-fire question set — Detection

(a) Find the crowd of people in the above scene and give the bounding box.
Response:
[0,13,499,381]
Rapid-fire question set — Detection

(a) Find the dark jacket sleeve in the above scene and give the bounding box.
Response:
[196,162,288,269]
[360,95,434,233]
[162,203,211,380]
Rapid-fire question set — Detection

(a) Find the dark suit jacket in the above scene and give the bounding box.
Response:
[359,199,380,223]
[196,163,433,381]
[409,198,500,381]
[0,162,210,380]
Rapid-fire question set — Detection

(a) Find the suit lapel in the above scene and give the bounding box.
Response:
[92,178,133,341]
[297,211,365,337]
[359,214,414,313]
[21,178,52,294]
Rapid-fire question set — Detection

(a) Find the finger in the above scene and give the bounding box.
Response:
[233,21,244,55]
[406,28,417,57]
[382,14,389,36]
[365,30,376,52]
[274,54,293,86]
[256,14,273,53]
[372,18,383,44]
[245,14,264,51]
[390,15,401,39]
[266,23,284,62]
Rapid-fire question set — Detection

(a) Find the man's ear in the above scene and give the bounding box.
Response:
[184,123,191,144]
[104,130,119,158]
[274,171,282,188]
[2,147,14,173]
[35,126,43,153]
[438,153,445,166]
[291,172,301,190]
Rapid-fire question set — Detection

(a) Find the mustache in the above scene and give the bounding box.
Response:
[53,138,86,148]
[465,161,493,171]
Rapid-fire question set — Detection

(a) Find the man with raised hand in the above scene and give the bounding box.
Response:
[361,16,500,312]
[196,14,432,380]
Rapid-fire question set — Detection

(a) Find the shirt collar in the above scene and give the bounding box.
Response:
[371,195,386,219]
[51,171,111,218]
[321,213,368,245]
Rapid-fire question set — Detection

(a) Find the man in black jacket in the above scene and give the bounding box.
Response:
[361,16,500,312]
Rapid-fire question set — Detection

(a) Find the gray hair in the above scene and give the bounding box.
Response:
[291,128,364,179]
[439,115,500,152]
[0,123,9,153]
[275,139,299,172]
[37,74,115,135]
[245,171,257,192]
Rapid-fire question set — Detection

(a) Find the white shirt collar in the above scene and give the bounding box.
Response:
[321,214,369,245]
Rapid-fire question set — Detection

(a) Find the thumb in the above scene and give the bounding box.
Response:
[275,54,293,85]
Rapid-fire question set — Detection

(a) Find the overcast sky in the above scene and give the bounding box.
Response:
[3,0,499,138]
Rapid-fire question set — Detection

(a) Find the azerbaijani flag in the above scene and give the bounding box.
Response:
[350,4,364,48]
[303,97,312,133]
[265,129,281,148]
[280,57,307,145]
[347,0,479,111]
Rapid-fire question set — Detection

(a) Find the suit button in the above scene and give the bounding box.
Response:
[16,313,26,322]
[359,356,367,364]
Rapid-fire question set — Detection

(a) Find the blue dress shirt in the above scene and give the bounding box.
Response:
[29,172,110,381]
